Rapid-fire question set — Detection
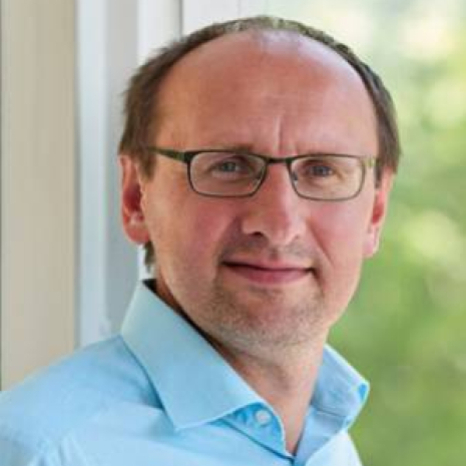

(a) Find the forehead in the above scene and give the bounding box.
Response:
[155,30,376,153]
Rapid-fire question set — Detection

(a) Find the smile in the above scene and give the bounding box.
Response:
[223,261,314,285]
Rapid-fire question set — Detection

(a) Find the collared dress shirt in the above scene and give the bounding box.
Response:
[0,281,369,466]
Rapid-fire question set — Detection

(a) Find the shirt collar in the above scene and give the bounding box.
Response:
[121,281,262,430]
[312,345,369,429]
[121,281,369,431]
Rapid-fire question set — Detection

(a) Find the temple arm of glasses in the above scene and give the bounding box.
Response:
[146,146,186,162]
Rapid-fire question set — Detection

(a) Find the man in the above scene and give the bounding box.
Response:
[0,16,399,466]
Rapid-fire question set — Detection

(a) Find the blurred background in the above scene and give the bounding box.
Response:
[288,0,466,465]
[2,1,465,465]
[273,0,466,464]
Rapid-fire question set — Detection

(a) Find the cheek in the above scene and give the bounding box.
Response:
[313,202,372,265]
[309,204,373,315]
[144,186,234,274]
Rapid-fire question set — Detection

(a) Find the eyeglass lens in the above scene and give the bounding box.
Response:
[189,151,365,199]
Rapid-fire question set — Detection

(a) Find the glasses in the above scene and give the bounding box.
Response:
[146,146,377,201]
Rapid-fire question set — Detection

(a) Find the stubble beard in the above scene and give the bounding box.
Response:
[191,275,329,360]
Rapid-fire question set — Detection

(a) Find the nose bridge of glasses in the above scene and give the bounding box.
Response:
[256,156,301,197]
[262,156,298,183]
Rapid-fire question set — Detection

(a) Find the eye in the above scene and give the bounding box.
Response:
[204,153,258,179]
[308,164,335,177]
[301,161,337,178]
[214,159,246,173]
[293,156,351,186]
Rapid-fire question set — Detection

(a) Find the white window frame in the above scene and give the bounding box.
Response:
[182,0,268,33]
[77,0,182,347]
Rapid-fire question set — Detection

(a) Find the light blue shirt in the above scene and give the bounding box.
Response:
[0,281,369,466]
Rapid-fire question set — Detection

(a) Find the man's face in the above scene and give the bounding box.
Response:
[121,32,393,359]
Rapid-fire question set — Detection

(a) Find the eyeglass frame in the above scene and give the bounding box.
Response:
[145,146,378,201]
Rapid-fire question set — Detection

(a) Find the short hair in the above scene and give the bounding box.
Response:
[118,15,401,269]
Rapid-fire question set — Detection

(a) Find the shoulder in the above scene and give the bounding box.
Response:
[0,336,155,464]
[329,431,365,465]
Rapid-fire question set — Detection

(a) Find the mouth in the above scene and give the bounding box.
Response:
[222,260,315,285]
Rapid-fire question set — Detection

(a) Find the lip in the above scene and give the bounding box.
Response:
[222,260,313,285]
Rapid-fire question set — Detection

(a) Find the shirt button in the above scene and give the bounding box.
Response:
[255,409,272,426]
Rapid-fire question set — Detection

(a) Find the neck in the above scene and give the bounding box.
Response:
[211,336,327,454]
[151,279,328,453]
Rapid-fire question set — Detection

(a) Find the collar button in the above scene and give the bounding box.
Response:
[255,409,272,426]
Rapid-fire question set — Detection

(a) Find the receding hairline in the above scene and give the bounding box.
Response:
[154,28,371,141]
[161,28,364,80]
[118,15,400,270]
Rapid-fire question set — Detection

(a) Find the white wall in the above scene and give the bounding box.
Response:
[1,0,76,389]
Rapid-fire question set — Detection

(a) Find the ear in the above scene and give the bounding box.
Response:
[364,170,394,258]
[120,155,150,245]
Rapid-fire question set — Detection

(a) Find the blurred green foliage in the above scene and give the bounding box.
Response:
[269,0,466,464]
[286,1,466,465]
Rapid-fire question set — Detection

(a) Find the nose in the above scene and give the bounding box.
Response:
[240,164,307,247]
